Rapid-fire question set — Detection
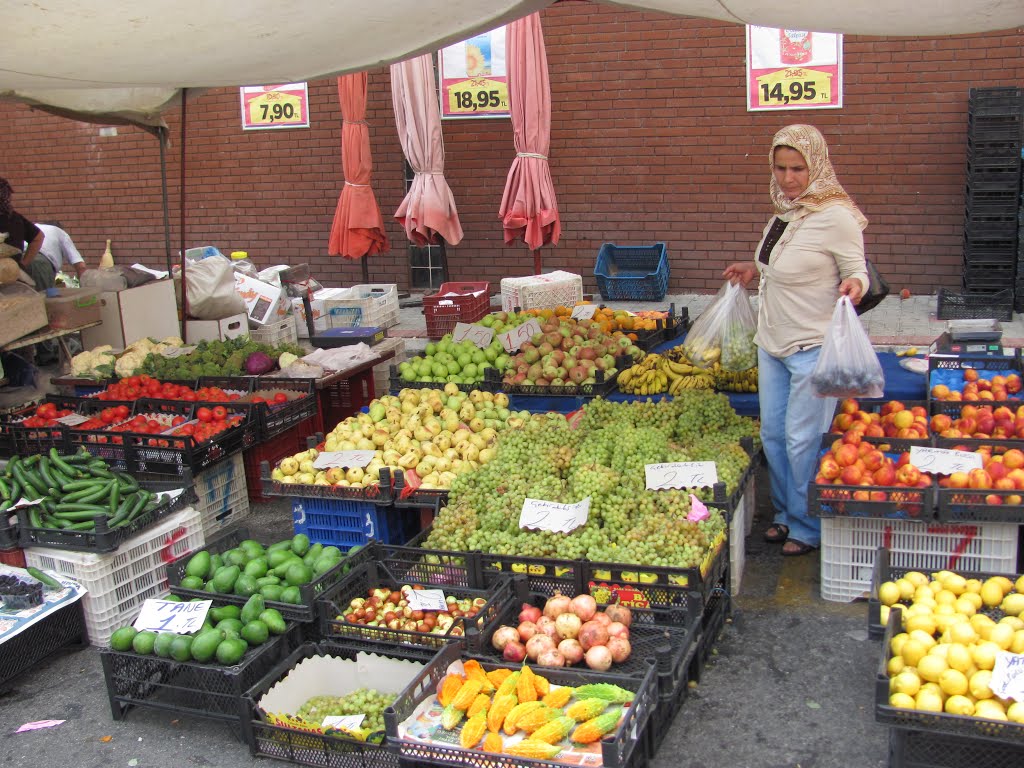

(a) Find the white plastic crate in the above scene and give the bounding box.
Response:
[729,475,756,597]
[323,284,399,329]
[500,271,583,311]
[820,517,1019,603]
[249,316,298,347]
[195,453,250,537]
[25,506,205,645]
[372,336,406,395]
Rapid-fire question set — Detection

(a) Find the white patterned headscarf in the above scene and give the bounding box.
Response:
[770,124,868,230]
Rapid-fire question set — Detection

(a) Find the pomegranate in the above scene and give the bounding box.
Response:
[558,638,584,665]
[537,648,566,667]
[591,612,612,627]
[526,634,556,661]
[570,594,598,622]
[607,636,631,663]
[578,620,610,650]
[584,645,613,671]
[492,626,520,651]
[519,603,542,624]
[607,621,630,640]
[503,640,527,663]
[518,620,538,641]
[555,612,582,640]
[536,616,559,640]
[604,603,632,627]
[543,593,572,619]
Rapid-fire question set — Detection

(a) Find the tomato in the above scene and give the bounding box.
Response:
[37,402,58,419]
[273,392,289,404]
[211,406,227,421]
[114,405,130,419]
[196,407,213,423]
[182,392,197,402]
[100,409,116,424]
[125,376,140,387]
[170,415,186,426]
[251,396,266,404]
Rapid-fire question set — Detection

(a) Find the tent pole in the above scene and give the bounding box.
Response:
[533,248,542,274]
[158,127,172,276]
[179,89,188,342]
[361,257,369,283]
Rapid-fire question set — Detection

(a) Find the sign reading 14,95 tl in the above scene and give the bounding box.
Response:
[746,26,843,111]
[439,27,510,119]
[240,83,310,130]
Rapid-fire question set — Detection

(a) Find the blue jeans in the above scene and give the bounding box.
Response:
[758,346,836,547]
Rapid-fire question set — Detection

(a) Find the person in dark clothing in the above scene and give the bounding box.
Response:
[0,177,46,289]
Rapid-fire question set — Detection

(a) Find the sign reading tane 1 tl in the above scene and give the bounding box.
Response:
[240,83,310,130]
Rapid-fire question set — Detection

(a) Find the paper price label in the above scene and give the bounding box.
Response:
[405,589,448,612]
[755,67,834,108]
[322,714,366,731]
[498,319,543,353]
[313,451,375,470]
[520,497,590,534]
[645,462,718,490]
[990,652,1024,700]
[571,304,598,320]
[133,598,212,634]
[452,323,495,349]
[240,83,310,130]
[908,447,983,475]
[54,413,91,426]
[446,77,509,116]
[160,345,197,358]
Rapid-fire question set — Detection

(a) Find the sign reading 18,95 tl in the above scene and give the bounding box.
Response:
[439,27,510,119]
[746,26,843,111]
[240,83,310,130]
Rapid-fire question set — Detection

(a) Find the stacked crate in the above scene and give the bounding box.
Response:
[962,87,1022,301]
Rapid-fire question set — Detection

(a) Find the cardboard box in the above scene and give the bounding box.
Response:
[45,287,101,330]
[0,283,48,347]
[185,312,249,343]
[292,288,347,339]
[81,279,180,353]
[234,273,290,326]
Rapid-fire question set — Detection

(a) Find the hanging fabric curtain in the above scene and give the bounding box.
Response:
[328,72,389,262]
[390,54,464,246]
[498,12,560,272]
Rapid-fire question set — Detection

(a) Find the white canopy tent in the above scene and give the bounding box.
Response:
[2,0,1022,125]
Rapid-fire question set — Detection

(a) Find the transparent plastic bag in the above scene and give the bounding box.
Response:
[811,295,885,398]
[683,281,758,370]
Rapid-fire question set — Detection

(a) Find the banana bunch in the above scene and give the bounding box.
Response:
[710,362,758,393]
[617,353,716,396]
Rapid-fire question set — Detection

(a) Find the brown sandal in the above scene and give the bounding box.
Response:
[782,539,818,557]
[764,524,789,543]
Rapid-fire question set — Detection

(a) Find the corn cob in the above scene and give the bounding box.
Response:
[532,672,550,698]
[496,671,520,698]
[565,698,609,722]
[482,732,503,753]
[467,692,491,719]
[571,683,634,703]
[463,659,495,693]
[571,708,622,744]
[503,701,544,735]
[504,741,563,760]
[517,706,561,734]
[517,665,538,703]
[541,686,573,709]
[487,693,517,733]
[451,679,483,711]
[486,668,513,688]
[459,710,488,749]
[528,715,576,745]
[438,674,464,707]
[441,703,466,730]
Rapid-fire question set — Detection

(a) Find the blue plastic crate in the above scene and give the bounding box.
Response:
[291,498,413,550]
[594,242,669,301]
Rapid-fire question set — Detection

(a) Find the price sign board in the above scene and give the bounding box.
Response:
[54,413,91,426]
[405,589,448,612]
[571,304,598,320]
[645,462,719,490]
[313,451,375,470]
[322,714,366,732]
[520,497,590,534]
[452,323,495,349]
[133,598,212,634]
[990,652,1024,700]
[909,447,983,475]
[746,26,842,111]
[439,28,510,119]
[498,319,543,353]
[240,83,311,130]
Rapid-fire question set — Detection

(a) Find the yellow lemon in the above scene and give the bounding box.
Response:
[906,602,934,618]
[1007,701,1024,724]
[953,597,977,617]
[914,688,944,713]
[971,641,1001,670]
[887,655,906,676]
[934,589,957,606]
[969,669,994,700]
[1011,629,1024,654]
[934,614,960,634]
[958,591,982,611]
[1016,575,1024,594]
[896,578,916,601]
[917,654,949,683]
[974,699,1008,721]
[904,571,929,588]
[999,616,1024,631]
[931,570,954,584]
[878,581,902,607]
[890,632,910,656]
[971,613,997,638]
[942,573,968,595]
[964,578,982,594]
[945,643,973,673]
[928,643,951,660]
[905,613,937,635]
[900,638,928,668]
[929,580,945,595]
[988,623,1015,651]
[880,605,891,627]
[891,669,921,697]
[944,695,975,716]
[933,602,957,616]
[1001,593,1024,616]
[909,629,937,648]
[990,575,1014,594]
[889,692,917,710]
[948,621,979,645]
[912,588,936,606]
[938,668,969,696]
[980,580,1005,608]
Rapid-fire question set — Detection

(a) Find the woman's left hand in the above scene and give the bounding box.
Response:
[839,277,864,305]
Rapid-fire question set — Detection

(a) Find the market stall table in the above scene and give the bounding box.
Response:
[1,320,101,371]
[308,347,395,432]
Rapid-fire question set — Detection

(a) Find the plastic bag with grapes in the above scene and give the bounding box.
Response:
[810,296,884,398]
[683,281,757,371]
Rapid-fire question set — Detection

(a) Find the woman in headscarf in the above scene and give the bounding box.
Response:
[723,125,868,556]
[0,177,46,288]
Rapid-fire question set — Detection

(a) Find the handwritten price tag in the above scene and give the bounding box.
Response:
[313,451,375,470]
[908,447,983,475]
[645,462,718,490]
[571,304,598,320]
[405,589,448,612]
[322,714,366,732]
[498,319,543,353]
[990,652,1024,700]
[133,598,212,634]
[160,345,197,359]
[54,413,91,426]
[520,497,590,533]
[452,323,495,349]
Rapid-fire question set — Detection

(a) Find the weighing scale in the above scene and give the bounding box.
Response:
[929,319,1007,357]
[278,264,386,349]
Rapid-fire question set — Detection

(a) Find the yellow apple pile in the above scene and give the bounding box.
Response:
[880,568,1024,723]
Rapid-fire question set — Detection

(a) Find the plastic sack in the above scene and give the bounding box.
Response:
[810,295,885,398]
[683,281,758,370]
[0,257,20,284]
[183,254,246,320]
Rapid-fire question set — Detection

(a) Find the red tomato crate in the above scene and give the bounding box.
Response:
[422,282,490,340]
[241,416,319,502]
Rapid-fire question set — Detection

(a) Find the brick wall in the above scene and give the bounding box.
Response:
[1,5,1021,296]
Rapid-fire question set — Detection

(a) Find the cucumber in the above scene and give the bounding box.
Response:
[27,567,62,590]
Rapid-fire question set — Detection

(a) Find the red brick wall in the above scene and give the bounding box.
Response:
[1,5,1021,296]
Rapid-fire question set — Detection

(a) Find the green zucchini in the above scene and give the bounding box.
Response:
[26,567,62,590]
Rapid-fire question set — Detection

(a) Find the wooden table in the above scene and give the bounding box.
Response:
[1,320,102,370]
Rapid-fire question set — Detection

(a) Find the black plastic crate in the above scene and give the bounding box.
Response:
[100,621,303,739]
[167,526,376,622]
[132,397,259,450]
[809,481,935,520]
[262,462,395,506]
[0,509,17,549]
[388,367,498,397]
[966,190,1020,215]
[629,304,690,352]
[690,578,730,685]
[889,726,1024,768]
[391,470,447,510]
[375,541,481,590]
[490,358,627,398]
[384,642,658,768]
[644,662,692,759]
[935,482,1024,524]
[936,288,1014,321]
[317,560,515,653]
[242,378,318,440]
[0,594,86,686]
[0,412,67,458]
[969,86,1024,105]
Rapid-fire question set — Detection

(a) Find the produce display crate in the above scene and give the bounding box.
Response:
[320,369,376,433]
[249,316,299,347]
[25,505,205,645]
[16,482,198,554]
[808,477,935,521]
[0,591,86,686]
[243,417,320,503]
[887,726,1024,768]
[0,509,17,549]
[292,497,417,550]
[389,366,499,396]
[166,526,373,623]
[263,460,395,506]
[691,579,730,684]
[317,560,515,654]
[489,357,627,399]
[644,655,693,760]
[936,481,1024,524]
[392,469,448,510]
[936,288,1014,321]
[500,271,584,312]
[819,516,1019,603]
[384,642,657,768]
[422,281,490,340]
[0,546,26,568]
[101,617,303,737]
[630,304,690,352]
[594,242,670,301]
[371,337,406,398]
[323,284,400,329]
[240,378,318,440]
[194,453,249,538]
[0,411,67,458]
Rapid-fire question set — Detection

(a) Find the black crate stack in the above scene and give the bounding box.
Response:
[963,87,1023,306]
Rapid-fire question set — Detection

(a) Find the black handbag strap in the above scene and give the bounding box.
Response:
[758,217,789,264]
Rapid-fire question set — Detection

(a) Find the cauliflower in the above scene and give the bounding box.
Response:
[161,336,185,346]
[71,347,117,378]
[115,349,149,378]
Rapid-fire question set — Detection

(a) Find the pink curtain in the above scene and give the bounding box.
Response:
[498,12,561,259]
[328,72,389,259]
[390,54,464,246]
